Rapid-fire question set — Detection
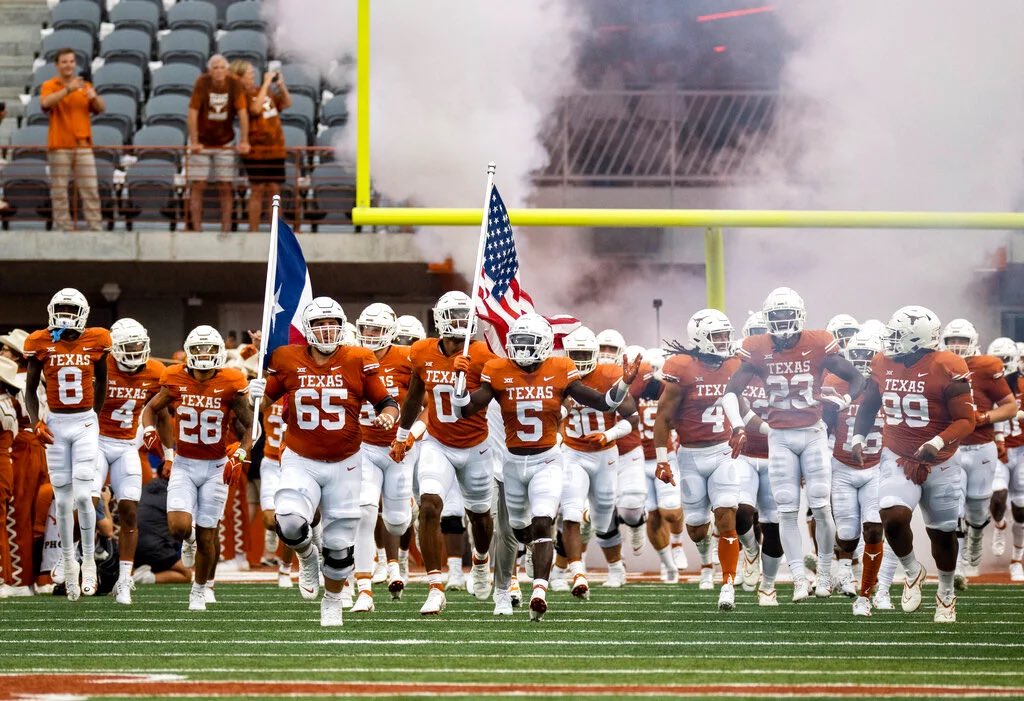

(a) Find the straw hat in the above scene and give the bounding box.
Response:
[0,355,25,392]
[0,329,29,358]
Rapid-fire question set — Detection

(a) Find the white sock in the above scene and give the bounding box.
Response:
[567,560,584,577]
[119,560,132,581]
[77,502,96,560]
[898,552,921,581]
[877,545,898,590]
[761,554,781,591]
[937,570,955,600]
[447,556,462,573]
[354,504,378,574]
[191,582,206,596]
[779,511,807,580]
[738,528,759,558]
[670,531,684,547]
[811,505,835,574]
[695,532,713,566]
[656,545,675,571]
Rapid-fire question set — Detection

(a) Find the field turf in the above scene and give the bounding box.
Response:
[2,581,1023,700]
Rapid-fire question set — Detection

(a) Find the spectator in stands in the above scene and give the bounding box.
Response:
[187,54,249,232]
[132,476,191,585]
[229,60,291,232]
[39,48,105,231]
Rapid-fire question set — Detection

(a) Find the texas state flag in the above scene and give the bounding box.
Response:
[264,218,313,366]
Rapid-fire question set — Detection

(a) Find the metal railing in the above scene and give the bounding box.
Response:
[535,90,783,187]
[0,145,372,232]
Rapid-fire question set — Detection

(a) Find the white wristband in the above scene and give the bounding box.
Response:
[395,427,410,443]
[759,421,770,436]
[411,420,427,440]
[924,436,945,452]
[163,448,175,461]
[851,434,867,450]
[655,446,669,463]
[603,419,633,442]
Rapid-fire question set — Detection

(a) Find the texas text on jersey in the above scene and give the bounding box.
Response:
[99,356,166,440]
[661,353,740,446]
[482,355,579,451]
[740,383,769,459]
[24,327,111,412]
[409,338,494,449]
[159,364,248,461]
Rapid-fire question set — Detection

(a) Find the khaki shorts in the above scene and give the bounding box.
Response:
[187,147,236,182]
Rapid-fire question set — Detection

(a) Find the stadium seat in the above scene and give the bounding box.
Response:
[109,0,161,37]
[50,0,102,36]
[306,162,356,228]
[280,62,320,101]
[159,29,211,69]
[167,1,217,37]
[206,0,238,24]
[30,64,58,95]
[314,125,344,162]
[151,62,202,97]
[92,94,138,141]
[24,97,48,127]
[122,158,180,229]
[133,124,186,164]
[282,124,309,149]
[92,62,145,101]
[41,29,95,65]
[218,29,267,69]
[57,0,107,23]
[8,125,50,161]
[100,28,153,70]
[320,94,349,127]
[0,159,51,229]
[143,94,190,135]
[279,157,306,222]
[90,124,124,165]
[279,94,316,141]
[225,1,265,31]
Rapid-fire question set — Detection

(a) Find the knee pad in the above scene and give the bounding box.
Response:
[321,545,355,580]
[596,528,622,549]
[513,526,531,545]
[835,517,861,543]
[761,522,783,557]
[617,507,646,528]
[441,515,466,535]
[73,480,94,511]
[275,513,311,549]
[805,482,831,509]
[965,498,990,527]
[383,514,412,537]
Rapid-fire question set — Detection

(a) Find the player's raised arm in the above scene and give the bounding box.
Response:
[823,352,866,401]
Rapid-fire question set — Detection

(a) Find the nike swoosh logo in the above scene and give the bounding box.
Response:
[544,458,556,464]
[981,460,990,465]
[347,465,357,471]
[382,367,393,372]
[84,422,94,428]
[479,449,488,454]
[300,585,315,595]
[331,366,343,371]
[213,389,225,394]
[940,465,951,471]
[543,376,555,382]
[801,350,813,356]
[918,373,928,378]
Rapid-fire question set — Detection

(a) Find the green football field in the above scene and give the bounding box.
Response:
[2,582,1023,700]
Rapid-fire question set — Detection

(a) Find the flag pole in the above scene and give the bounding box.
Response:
[251,195,281,440]
[455,161,496,395]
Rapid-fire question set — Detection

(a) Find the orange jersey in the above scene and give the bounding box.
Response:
[616,361,653,455]
[160,364,247,460]
[661,353,740,447]
[826,376,883,469]
[963,355,1012,446]
[24,327,111,412]
[262,399,285,462]
[629,363,661,459]
[638,396,660,460]
[1006,376,1024,449]
[265,344,391,462]
[738,330,839,430]
[740,382,769,459]
[99,357,166,439]
[358,345,412,447]
[483,356,579,451]
[562,364,623,452]
[870,350,971,462]
[410,339,495,449]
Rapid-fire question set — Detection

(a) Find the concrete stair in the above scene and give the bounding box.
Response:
[0,1,51,142]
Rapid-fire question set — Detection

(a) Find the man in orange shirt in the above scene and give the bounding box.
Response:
[39,48,105,231]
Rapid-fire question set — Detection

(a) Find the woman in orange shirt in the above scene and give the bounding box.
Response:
[229,61,292,232]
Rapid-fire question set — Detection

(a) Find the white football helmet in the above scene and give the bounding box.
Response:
[844,330,883,378]
[859,319,888,341]
[433,291,476,340]
[643,347,666,379]
[885,306,941,357]
[826,314,860,349]
[110,318,150,369]
[596,329,626,365]
[302,297,347,354]
[940,319,979,358]
[988,337,1019,375]
[742,311,768,338]
[394,315,426,346]
[47,288,89,331]
[563,326,599,376]
[623,344,645,365]
[762,287,806,339]
[688,309,734,357]
[184,325,226,371]
[356,303,397,351]
[505,313,553,367]
[1017,341,1024,360]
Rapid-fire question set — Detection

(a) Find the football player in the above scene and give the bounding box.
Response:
[655,310,749,610]
[390,291,496,615]
[852,306,974,622]
[391,314,426,576]
[822,331,886,616]
[940,320,1015,586]
[24,288,112,600]
[986,337,1024,580]
[615,344,650,557]
[141,325,253,612]
[722,287,865,600]
[826,314,860,351]
[251,351,290,588]
[97,319,168,605]
[350,303,415,612]
[455,314,641,619]
[559,326,640,596]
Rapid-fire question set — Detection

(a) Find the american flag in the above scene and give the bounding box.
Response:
[475,185,579,356]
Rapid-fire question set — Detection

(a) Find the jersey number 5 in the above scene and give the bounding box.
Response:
[295,388,347,430]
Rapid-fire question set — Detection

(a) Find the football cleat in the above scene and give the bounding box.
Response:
[852,596,872,617]
[350,591,374,613]
[340,579,354,608]
[297,549,321,601]
[278,571,294,589]
[837,565,857,598]
[803,553,817,574]
[471,558,492,601]
[630,525,645,555]
[902,566,926,613]
[204,586,217,604]
[529,586,548,622]
[387,561,404,600]
[80,560,98,597]
[321,596,344,627]
[992,526,1006,557]
[188,588,206,611]
[1010,561,1024,582]
[446,566,466,592]
[5,586,32,597]
[814,573,833,598]
[132,564,155,585]
[603,561,626,588]
[64,558,81,602]
[757,588,778,607]
[792,578,811,602]
[509,576,523,607]
[934,593,957,623]
[698,566,714,591]
[524,547,534,580]
[718,582,735,611]
[661,564,679,584]
[571,573,590,600]
[181,537,197,569]
[420,586,447,615]
[52,552,66,585]
[872,589,894,610]
[493,589,514,616]
[740,550,760,592]
[672,543,689,571]
[114,578,134,606]
[371,559,388,584]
